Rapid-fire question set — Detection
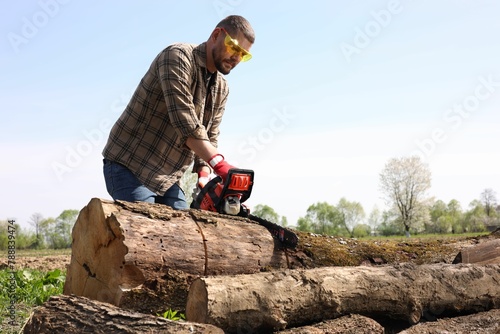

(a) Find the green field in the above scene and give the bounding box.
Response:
[0,268,66,334]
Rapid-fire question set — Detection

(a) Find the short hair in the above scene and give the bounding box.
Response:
[216,15,255,44]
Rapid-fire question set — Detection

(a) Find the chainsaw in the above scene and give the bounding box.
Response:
[190,169,299,249]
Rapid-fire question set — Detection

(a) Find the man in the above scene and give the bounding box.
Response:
[102,15,255,209]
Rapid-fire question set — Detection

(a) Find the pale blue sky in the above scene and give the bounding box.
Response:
[1,1,499,228]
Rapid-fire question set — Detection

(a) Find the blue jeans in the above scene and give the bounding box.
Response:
[103,159,188,210]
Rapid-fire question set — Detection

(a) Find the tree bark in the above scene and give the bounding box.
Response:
[186,263,500,333]
[452,239,500,264]
[21,294,223,334]
[63,198,292,314]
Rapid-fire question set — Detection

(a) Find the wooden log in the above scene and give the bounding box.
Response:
[452,239,500,264]
[21,294,223,334]
[275,314,384,333]
[63,198,292,314]
[186,263,500,333]
[399,309,500,334]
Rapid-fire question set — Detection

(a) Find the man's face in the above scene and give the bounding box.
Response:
[212,28,253,75]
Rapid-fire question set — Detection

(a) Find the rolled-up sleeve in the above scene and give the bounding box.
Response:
[157,46,209,147]
[192,92,227,172]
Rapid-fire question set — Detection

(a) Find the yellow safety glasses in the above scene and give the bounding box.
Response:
[220,27,252,62]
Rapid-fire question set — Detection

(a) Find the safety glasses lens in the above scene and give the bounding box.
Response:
[224,34,252,62]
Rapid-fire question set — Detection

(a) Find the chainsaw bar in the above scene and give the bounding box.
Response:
[247,213,299,249]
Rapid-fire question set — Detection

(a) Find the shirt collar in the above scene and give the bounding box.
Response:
[194,42,217,80]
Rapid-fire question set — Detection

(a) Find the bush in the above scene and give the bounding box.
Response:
[377,221,404,236]
[352,224,371,238]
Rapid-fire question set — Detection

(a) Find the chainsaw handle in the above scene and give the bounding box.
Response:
[190,169,254,213]
[190,175,222,210]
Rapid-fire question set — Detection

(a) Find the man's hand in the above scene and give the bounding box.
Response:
[197,170,210,188]
[209,154,236,183]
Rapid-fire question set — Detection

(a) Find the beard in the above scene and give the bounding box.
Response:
[212,48,234,75]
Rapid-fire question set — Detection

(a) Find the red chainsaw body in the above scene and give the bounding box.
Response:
[191,169,254,216]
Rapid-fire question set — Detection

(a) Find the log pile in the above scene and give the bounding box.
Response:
[186,263,500,332]
[23,198,500,333]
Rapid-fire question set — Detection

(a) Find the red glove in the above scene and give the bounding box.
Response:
[208,154,236,183]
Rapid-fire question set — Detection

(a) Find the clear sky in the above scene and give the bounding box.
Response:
[1,1,499,229]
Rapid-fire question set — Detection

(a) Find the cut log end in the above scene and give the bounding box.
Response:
[186,278,208,323]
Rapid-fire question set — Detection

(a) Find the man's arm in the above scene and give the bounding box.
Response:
[186,137,217,171]
[186,137,235,182]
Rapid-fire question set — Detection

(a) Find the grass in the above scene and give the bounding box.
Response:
[0,248,70,332]
[361,232,491,242]
[0,268,66,334]
[157,308,186,321]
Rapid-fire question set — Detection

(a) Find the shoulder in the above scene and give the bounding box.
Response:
[155,43,198,64]
[150,44,199,76]
[167,42,197,54]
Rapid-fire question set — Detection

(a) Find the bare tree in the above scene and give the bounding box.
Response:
[480,188,497,217]
[29,212,44,239]
[379,156,431,237]
[29,212,45,248]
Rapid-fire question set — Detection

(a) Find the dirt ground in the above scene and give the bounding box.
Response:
[8,255,70,272]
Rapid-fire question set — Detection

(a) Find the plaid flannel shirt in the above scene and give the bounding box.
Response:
[102,42,229,195]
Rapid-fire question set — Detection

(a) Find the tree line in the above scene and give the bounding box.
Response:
[254,156,499,238]
[0,210,78,250]
[290,195,497,238]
